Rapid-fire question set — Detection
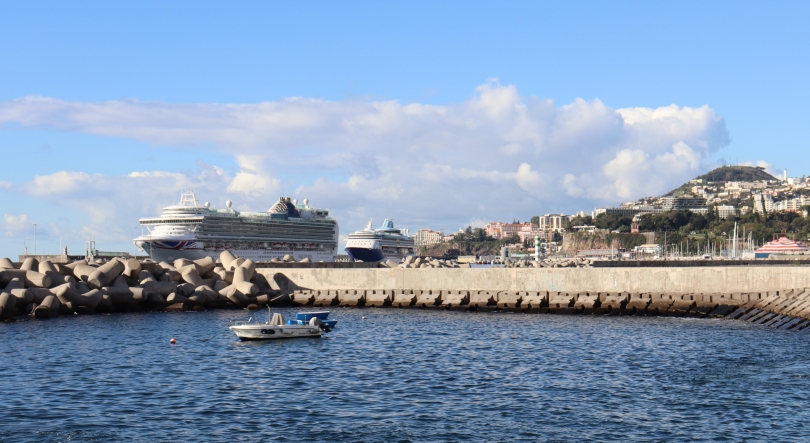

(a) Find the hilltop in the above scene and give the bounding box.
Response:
[665,165,777,197]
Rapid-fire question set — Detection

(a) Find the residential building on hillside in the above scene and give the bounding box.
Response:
[716,205,737,219]
[413,229,443,247]
[485,222,538,239]
[753,193,774,214]
[660,196,707,210]
[538,214,569,232]
[774,195,809,212]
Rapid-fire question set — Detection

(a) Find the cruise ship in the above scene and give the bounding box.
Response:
[133,190,339,263]
[344,219,415,262]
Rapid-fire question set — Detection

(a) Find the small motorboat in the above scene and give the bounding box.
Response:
[229,308,336,341]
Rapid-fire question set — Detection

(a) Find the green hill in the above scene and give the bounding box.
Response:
[665,165,777,196]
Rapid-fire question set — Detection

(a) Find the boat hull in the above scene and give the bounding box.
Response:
[229,324,323,341]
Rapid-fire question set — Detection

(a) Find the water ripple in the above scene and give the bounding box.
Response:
[2,309,810,442]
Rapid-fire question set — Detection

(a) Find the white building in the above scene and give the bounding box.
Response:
[413,229,443,247]
[716,205,737,219]
[538,214,570,232]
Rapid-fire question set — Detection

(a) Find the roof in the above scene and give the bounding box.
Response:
[755,236,809,254]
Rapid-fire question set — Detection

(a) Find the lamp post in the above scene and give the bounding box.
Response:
[33,223,37,255]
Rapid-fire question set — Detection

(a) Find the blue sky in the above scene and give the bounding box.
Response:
[1,0,808,257]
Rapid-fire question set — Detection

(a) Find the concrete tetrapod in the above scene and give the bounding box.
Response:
[181,268,205,287]
[87,260,125,289]
[0,292,16,320]
[0,269,52,288]
[0,258,15,269]
[193,256,217,275]
[34,295,60,319]
[20,258,38,272]
[220,250,238,269]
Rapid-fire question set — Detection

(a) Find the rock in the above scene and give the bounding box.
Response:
[283,254,295,263]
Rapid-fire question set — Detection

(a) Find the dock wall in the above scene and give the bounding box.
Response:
[257,266,810,294]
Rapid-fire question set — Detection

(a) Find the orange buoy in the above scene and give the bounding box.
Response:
[170,338,176,344]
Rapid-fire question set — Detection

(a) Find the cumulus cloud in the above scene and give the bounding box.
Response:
[3,214,30,237]
[0,80,731,248]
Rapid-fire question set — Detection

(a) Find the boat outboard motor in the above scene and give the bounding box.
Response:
[309,316,330,332]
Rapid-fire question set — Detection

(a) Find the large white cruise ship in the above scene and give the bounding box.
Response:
[133,190,339,263]
[344,219,414,262]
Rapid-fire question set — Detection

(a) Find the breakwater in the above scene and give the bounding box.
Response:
[3,252,810,332]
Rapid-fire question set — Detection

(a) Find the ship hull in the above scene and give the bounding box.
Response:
[345,247,410,263]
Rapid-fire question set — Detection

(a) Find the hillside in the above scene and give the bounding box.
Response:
[665,165,777,196]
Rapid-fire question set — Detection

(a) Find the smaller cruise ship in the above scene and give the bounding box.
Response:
[344,219,415,262]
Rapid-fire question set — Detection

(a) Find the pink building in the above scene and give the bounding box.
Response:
[486,222,543,241]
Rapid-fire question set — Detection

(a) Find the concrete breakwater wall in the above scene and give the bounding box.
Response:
[258,266,810,295]
[282,286,810,332]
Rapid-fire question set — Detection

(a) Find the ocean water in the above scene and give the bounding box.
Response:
[2,308,809,442]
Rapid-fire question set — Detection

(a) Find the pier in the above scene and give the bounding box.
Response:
[2,253,810,331]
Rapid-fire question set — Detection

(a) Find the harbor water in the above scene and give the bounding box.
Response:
[2,309,810,442]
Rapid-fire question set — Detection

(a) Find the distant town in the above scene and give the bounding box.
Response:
[413,165,810,260]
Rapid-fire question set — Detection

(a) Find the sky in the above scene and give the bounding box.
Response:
[1,0,808,258]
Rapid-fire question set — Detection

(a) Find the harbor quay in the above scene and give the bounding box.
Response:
[2,251,810,331]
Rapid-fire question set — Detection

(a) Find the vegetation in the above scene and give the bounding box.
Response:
[664,165,777,197]
[419,226,521,257]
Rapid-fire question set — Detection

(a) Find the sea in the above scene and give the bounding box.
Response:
[2,308,809,442]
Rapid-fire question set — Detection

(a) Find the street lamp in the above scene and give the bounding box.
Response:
[33,223,37,255]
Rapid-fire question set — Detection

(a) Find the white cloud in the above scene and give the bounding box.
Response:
[0,80,731,249]
[3,214,30,237]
